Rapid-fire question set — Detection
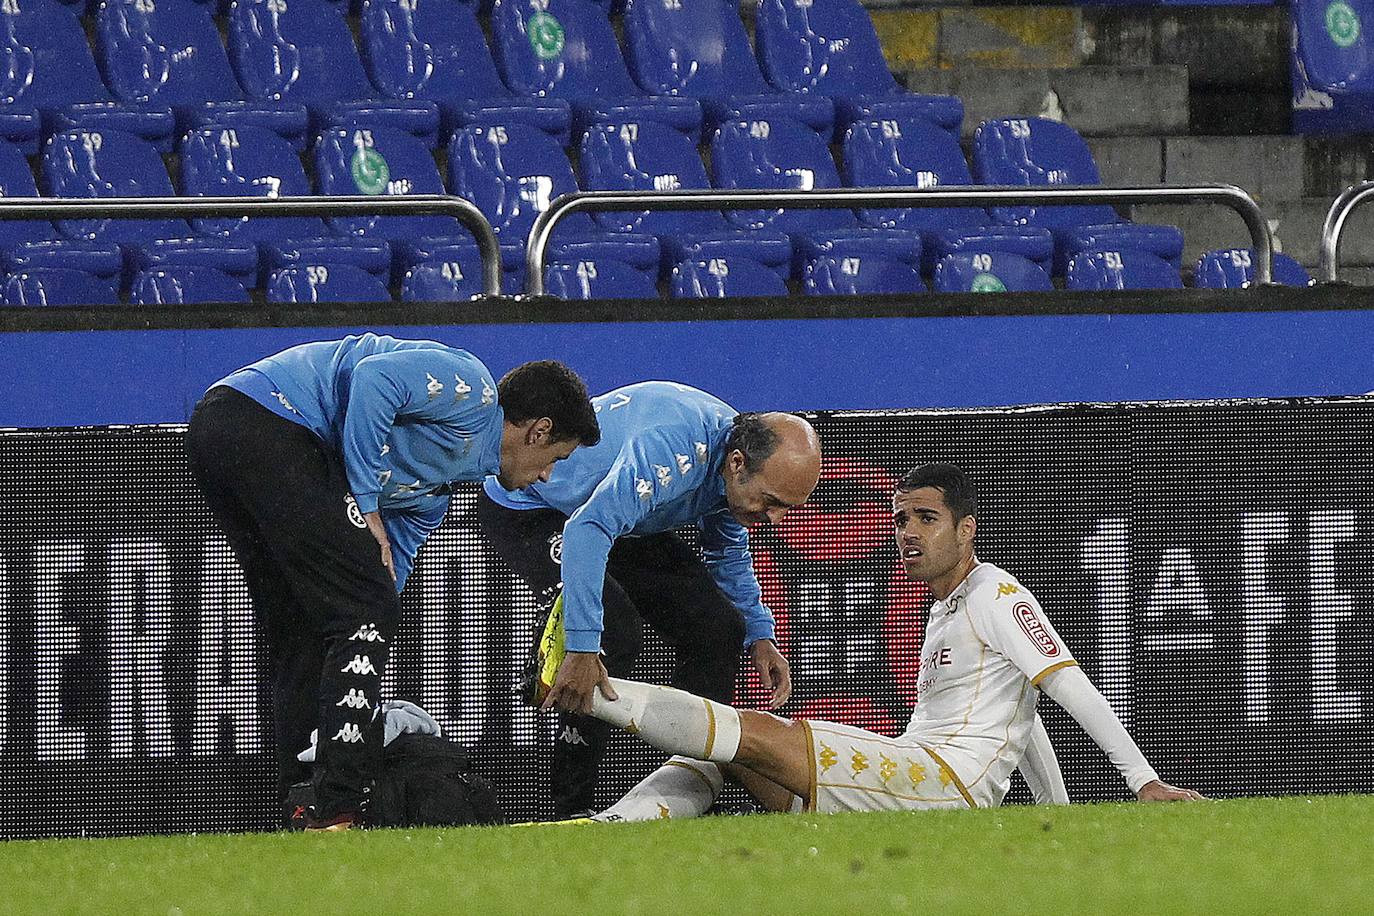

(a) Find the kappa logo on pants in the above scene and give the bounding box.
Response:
[340,654,378,676]
[332,723,365,744]
[344,494,367,529]
[349,623,387,643]
[336,689,372,709]
[559,725,589,747]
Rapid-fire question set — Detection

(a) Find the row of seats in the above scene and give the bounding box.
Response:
[0,0,957,151]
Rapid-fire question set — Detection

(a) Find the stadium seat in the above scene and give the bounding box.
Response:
[972,116,1184,274]
[544,256,658,300]
[267,263,392,302]
[228,0,439,140]
[401,258,484,302]
[3,267,120,305]
[179,126,327,247]
[1291,0,1374,133]
[1065,249,1183,291]
[753,0,962,140]
[1192,248,1315,288]
[490,0,701,139]
[1,0,175,152]
[670,256,789,299]
[96,0,309,143]
[315,125,463,251]
[263,237,393,279]
[842,116,1053,274]
[933,251,1053,293]
[662,231,793,282]
[129,236,260,285]
[359,0,571,140]
[0,138,57,248]
[798,229,924,295]
[3,239,124,280]
[710,118,856,237]
[620,0,833,135]
[41,128,190,257]
[130,266,252,303]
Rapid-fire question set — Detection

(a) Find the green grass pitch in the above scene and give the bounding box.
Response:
[3,795,1369,915]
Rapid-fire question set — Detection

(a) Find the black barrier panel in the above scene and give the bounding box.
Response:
[0,400,1372,838]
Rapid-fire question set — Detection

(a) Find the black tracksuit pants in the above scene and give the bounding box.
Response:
[186,387,401,821]
[477,490,746,817]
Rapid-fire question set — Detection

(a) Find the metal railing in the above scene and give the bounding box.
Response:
[0,195,503,297]
[524,184,1274,296]
[1319,182,1374,283]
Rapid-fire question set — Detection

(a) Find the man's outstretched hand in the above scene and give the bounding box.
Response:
[542,651,617,716]
[1136,780,1207,802]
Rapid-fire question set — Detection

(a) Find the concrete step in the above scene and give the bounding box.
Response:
[901,64,1188,137]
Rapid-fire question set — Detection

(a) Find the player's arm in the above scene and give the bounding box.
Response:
[341,348,495,513]
[1018,713,1069,805]
[381,497,450,592]
[698,512,790,707]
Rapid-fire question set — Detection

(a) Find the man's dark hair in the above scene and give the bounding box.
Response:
[497,361,601,446]
[896,463,978,520]
[724,413,781,474]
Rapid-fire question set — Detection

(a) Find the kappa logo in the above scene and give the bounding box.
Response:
[269,390,301,416]
[559,725,589,747]
[653,464,673,488]
[332,723,365,744]
[675,453,692,475]
[694,441,708,461]
[380,443,390,456]
[547,532,563,564]
[344,495,367,529]
[378,469,392,487]
[349,623,386,643]
[1013,601,1061,657]
[426,372,444,399]
[454,374,472,401]
[481,379,495,406]
[635,478,653,500]
[996,582,1020,598]
[336,689,371,709]
[341,654,378,676]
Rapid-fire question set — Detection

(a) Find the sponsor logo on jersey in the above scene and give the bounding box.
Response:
[1013,601,1060,657]
[548,532,563,564]
[344,495,367,529]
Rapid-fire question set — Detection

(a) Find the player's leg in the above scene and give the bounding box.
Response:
[592,756,725,822]
[608,533,744,704]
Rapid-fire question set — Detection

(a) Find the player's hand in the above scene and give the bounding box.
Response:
[362,510,396,584]
[750,639,792,709]
[543,651,615,715]
[1136,779,1206,802]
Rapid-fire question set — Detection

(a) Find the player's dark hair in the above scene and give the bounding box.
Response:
[897,463,978,520]
[497,361,601,446]
[725,413,780,474]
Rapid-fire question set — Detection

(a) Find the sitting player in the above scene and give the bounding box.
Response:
[533,463,1202,819]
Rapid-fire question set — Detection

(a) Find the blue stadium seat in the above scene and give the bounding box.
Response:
[798,229,923,295]
[315,125,462,247]
[395,236,512,294]
[3,268,120,305]
[490,0,701,139]
[842,116,1052,274]
[933,251,1053,293]
[661,230,793,281]
[620,0,833,135]
[972,116,1184,274]
[267,262,392,301]
[359,0,571,140]
[2,0,175,152]
[1193,248,1315,288]
[179,126,326,247]
[42,128,190,255]
[754,0,962,140]
[401,258,484,302]
[1291,0,1374,133]
[131,266,252,303]
[544,256,657,299]
[96,0,309,143]
[4,239,124,280]
[263,236,393,278]
[0,138,57,248]
[228,0,439,140]
[670,256,789,299]
[1065,249,1183,291]
[710,118,856,237]
[129,236,260,284]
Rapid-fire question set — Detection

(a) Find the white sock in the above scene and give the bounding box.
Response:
[590,678,742,764]
[592,757,724,823]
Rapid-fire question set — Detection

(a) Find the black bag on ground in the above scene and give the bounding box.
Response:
[285,733,505,828]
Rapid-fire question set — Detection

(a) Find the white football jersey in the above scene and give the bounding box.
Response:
[902,561,1078,806]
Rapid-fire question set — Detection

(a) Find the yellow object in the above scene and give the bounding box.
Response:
[533,593,567,705]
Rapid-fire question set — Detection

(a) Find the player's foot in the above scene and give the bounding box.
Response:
[519,593,566,706]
